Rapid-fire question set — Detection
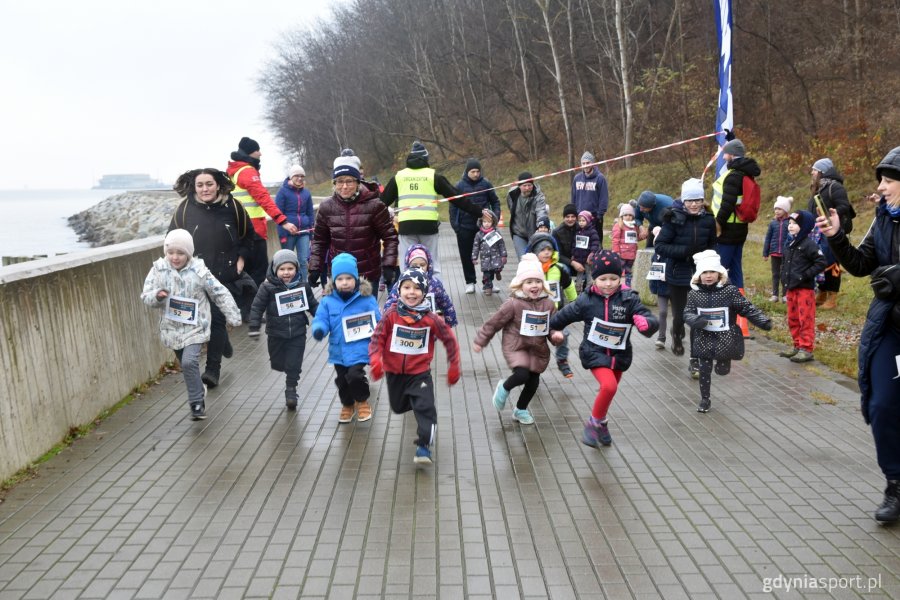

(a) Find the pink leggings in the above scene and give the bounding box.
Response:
[590,367,623,420]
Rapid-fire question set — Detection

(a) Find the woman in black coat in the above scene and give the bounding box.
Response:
[807,158,855,308]
[819,146,900,523]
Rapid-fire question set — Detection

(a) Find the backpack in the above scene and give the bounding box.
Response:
[735,176,761,223]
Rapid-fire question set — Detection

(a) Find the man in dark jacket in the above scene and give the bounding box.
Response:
[452,158,501,293]
[552,203,579,274]
[381,141,485,275]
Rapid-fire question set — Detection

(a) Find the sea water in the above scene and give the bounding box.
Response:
[0,189,123,259]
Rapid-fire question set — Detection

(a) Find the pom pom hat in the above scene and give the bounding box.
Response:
[591,250,624,279]
[619,203,635,217]
[511,253,552,294]
[164,229,194,258]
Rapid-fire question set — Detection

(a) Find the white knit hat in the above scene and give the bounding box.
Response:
[774,195,793,213]
[164,229,194,258]
[691,249,728,285]
[681,178,705,201]
[619,203,635,217]
[289,165,305,177]
[333,153,361,171]
[511,253,552,294]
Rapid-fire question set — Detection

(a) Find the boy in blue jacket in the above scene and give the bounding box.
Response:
[311,253,381,423]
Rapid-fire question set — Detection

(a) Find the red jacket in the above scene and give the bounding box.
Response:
[369,307,460,375]
[309,187,399,282]
[226,160,288,239]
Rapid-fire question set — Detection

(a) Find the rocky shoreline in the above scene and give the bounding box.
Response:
[68,191,181,247]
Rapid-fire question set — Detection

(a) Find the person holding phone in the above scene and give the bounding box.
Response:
[807,158,855,309]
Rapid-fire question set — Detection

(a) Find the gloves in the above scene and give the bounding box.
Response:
[447,361,460,385]
[307,270,320,288]
[248,327,261,338]
[758,318,773,331]
[382,266,400,288]
[632,314,650,333]
[724,128,736,141]
[312,326,325,341]
[370,356,384,381]
[691,315,710,328]
[871,265,900,301]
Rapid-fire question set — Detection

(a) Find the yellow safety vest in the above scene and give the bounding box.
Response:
[395,167,439,223]
[231,165,267,220]
[711,169,743,224]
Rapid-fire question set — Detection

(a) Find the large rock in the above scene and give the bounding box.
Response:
[68,191,181,247]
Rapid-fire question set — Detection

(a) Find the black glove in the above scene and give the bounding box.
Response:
[382,266,400,288]
[758,319,773,331]
[871,265,900,301]
[308,270,320,288]
[724,128,736,141]
[691,315,709,328]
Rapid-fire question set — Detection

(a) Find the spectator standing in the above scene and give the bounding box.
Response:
[633,191,674,247]
[453,158,501,294]
[571,151,610,242]
[807,158,855,310]
[506,172,549,258]
[274,165,315,282]
[763,195,792,302]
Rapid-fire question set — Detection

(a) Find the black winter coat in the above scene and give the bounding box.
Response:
[683,282,772,360]
[827,201,900,422]
[807,170,856,234]
[653,204,717,287]
[248,265,319,339]
[716,157,761,245]
[781,237,827,291]
[550,286,658,371]
[451,175,500,231]
[552,223,577,269]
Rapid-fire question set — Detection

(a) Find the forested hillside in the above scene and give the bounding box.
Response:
[259,0,900,178]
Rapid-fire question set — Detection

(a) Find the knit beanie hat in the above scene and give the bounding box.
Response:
[591,250,624,279]
[789,210,816,240]
[289,165,305,178]
[619,203,635,217]
[511,253,552,293]
[581,151,596,164]
[332,162,361,182]
[518,171,534,183]
[722,139,746,157]
[238,136,260,155]
[464,158,482,173]
[563,203,578,217]
[637,190,657,208]
[407,247,429,266]
[272,249,299,271]
[333,153,361,171]
[691,249,728,284]
[536,216,551,230]
[331,253,359,281]
[398,267,428,295]
[410,141,429,159]
[812,158,833,174]
[578,210,593,225]
[680,178,705,201]
[164,229,194,258]
[774,196,793,213]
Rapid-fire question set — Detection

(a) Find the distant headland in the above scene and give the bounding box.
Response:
[93,173,167,190]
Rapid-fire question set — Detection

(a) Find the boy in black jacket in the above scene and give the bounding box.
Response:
[779,210,828,363]
[248,249,318,409]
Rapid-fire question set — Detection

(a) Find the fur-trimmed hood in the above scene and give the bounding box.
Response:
[322,277,373,297]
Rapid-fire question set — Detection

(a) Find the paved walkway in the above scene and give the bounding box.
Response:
[1,228,899,599]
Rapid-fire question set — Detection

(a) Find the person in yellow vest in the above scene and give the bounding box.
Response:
[381,141,486,275]
[227,136,298,288]
[712,137,761,337]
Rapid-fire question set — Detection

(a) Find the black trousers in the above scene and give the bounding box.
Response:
[206,303,227,373]
[268,335,306,387]
[669,284,690,342]
[503,367,541,409]
[248,237,269,288]
[386,372,437,447]
[334,363,370,407]
[455,228,478,284]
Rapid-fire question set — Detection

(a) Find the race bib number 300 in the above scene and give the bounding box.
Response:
[390,324,430,355]
[342,311,377,342]
[275,288,309,316]
[587,317,632,349]
[165,296,199,325]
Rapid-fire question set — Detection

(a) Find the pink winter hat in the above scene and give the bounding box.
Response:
[578,210,593,224]
[774,196,793,213]
[511,253,552,294]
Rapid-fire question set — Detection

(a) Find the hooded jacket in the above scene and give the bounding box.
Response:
[653,203,718,287]
[683,282,772,360]
[226,155,289,239]
[471,211,508,272]
[451,171,500,231]
[383,244,458,326]
[309,186,399,283]
[781,211,828,290]
[311,278,380,366]
[572,215,600,265]
[526,233,576,308]
[806,165,856,234]
[248,262,319,339]
[474,292,560,373]
[714,156,762,245]
[274,178,315,238]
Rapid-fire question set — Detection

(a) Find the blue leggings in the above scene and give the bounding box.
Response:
[868,327,900,479]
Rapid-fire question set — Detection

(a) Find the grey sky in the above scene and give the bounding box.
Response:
[1,0,341,190]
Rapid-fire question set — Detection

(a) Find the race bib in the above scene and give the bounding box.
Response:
[389,323,430,355]
[342,311,376,342]
[275,288,309,316]
[624,230,638,244]
[575,235,589,249]
[165,296,199,325]
[587,317,632,349]
[484,230,502,246]
[698,307,729,332]
[646,262,666,281]
[547,280,561,303]
[519,310,550,337]
[423,292,436,312]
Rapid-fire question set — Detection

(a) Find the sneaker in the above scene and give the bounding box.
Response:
[285,386,298,410]
[671,339,684,356]
[790,350,815,363]
[697,398,711,413]
[200,369,219,388]
[557,360,574,379]
[338,405,355,423]
[512,408,534,425]
[768,295,778,302]
[191,402,206,420]
[654,339,666,349]
[782,295,788,303]
[414,445,432,465]
[465,283,476,294]
[483,287,493,296]
[356,401,373,422]
[582,422,601,447]
[223,338,233,359]
[689,360,700,380]
[779,347,799,358]
[714,359,731,376]
[596,421,612,446]
[492,381,509,411]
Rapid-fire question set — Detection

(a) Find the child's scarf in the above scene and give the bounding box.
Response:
[397,300,430,323]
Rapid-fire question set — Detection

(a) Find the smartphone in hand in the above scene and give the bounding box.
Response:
[814,194,828,218]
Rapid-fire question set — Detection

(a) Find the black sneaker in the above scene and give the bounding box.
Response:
[285,386,298,411]
[697,398,711,413]
[201,370,219,388]
[223,338,233,359]
[191,402,206,420]
[876,481,900,523]
[672,339,684,356]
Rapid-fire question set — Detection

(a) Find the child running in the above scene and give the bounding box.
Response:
[384,244,458,325]
[470,209,508,295]
[610,203,647,287]
[141,229,242,420]
[550,250,658,447]
[248,249,318,410]
[763,196,793,302]
[473,254,564,424]
[683,250,773,413]
[369,268,461,465]
[311,253,380,423]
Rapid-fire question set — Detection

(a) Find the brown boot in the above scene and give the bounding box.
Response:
[820,291,838,310]
[815,290,827,306]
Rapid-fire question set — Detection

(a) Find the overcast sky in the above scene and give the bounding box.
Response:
[1,0,343,190]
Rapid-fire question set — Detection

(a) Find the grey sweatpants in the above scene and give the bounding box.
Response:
[175,343,204,405]
[399,233,441,274]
